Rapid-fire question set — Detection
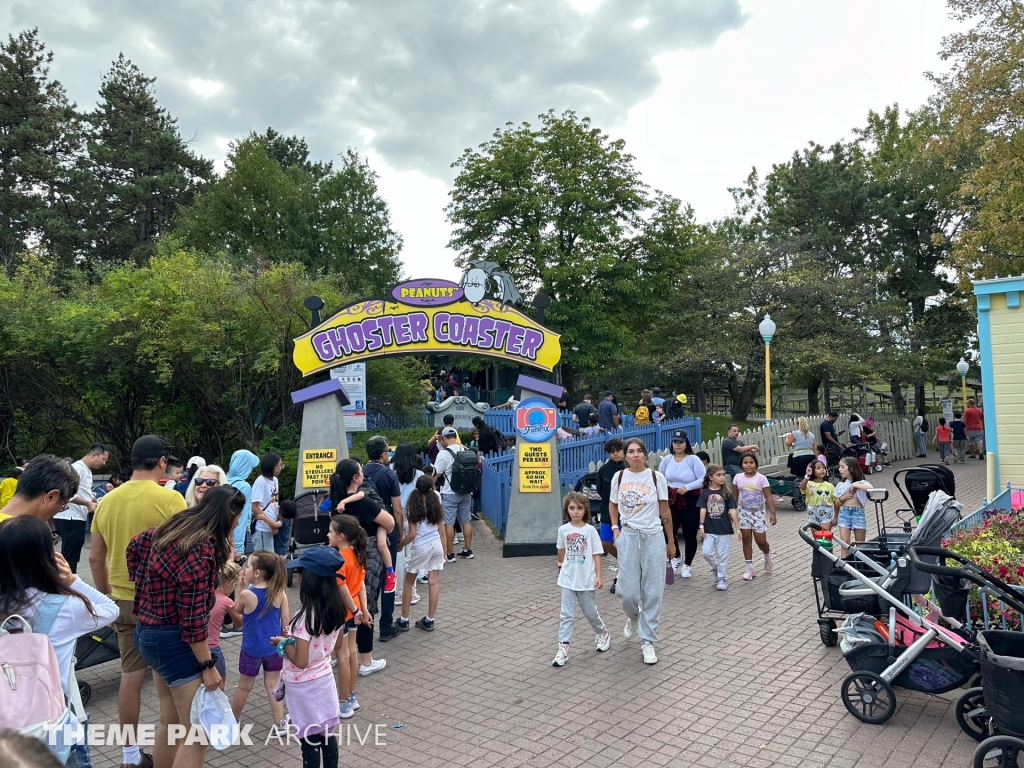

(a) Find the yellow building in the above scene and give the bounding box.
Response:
[975,275,1024,493]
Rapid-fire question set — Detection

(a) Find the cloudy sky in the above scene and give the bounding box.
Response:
[5,0,960,281]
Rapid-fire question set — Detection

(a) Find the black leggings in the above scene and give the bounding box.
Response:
[671,493,701,566]
[301,733,338,768]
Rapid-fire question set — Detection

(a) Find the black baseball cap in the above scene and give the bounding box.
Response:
[603,390,614,397]
[131,435,179,462]
[652,387,662,395]
[671,429,689,442]
[286,545,343,578]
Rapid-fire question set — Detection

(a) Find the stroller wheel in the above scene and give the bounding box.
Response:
[78,681,91,706]
[874,464,884,473]
[974,735,1024,768]
[955,687,989,742]
[818,618,837,647]
[841,671,896,724]
[792,493,807,512]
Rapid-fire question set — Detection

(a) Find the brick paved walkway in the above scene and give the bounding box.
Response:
[76,455,991,768]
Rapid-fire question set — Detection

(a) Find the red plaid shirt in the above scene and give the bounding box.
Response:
[127,528,220,644]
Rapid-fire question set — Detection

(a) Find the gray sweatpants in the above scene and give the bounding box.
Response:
[703,533,731,580]
[616,527,665,643]
[559,588,605,643]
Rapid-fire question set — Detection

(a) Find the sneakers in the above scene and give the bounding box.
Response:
[122,754,154,768]
[383,570,397,593]
[445,553,456,563]
[378,626,402,642]
[680,564,692,579]
[457,549,474,559]
[669,557,682,575]
[763,553,773,574]
[338,698,354,719]
[395,619,410,632]
[220,626,243,638]
[416,573,429,582]
[623,618,636,640]
[273,717,290,736]
[415,617,435,632]
[595,630,611,652]
[358,658,386,677]
[348,693,359,711]
[454,532,463,544]
[641,641,658,665]
[743,565,756,581]
[717,578,729,591]
[552,643,569,667]
[410,591,421,605]
[609,578,617,594]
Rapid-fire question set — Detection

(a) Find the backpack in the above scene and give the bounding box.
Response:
[443,447,481,495]
[574,472,602,516]
[921,417,929,433]
[634,405,650,425]
[0,595,76,763]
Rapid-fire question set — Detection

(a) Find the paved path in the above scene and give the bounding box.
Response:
[77,455,991,767]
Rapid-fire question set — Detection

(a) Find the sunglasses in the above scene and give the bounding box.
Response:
[194,478,218,487]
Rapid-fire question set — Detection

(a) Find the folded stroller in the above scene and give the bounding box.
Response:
[286,489,332,586]
[73,626,121,705]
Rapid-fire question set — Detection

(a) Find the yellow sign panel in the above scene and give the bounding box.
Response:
[519,443,551,468]
[301,449,337,488]
[519,467,552,493]
[292,297,561,377]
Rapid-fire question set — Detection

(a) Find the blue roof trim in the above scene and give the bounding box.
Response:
[974,276,1024,296]
[977,300,998,488]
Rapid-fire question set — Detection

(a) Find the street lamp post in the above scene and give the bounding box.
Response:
[759,314,777,424]
[956,358,969,412]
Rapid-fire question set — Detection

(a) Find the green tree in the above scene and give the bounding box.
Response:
[446,110,696,394]
[83,54,213,269]
[178,136,402,294]
[0,29,83,274]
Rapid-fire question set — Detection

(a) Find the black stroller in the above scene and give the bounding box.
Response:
[907,547,1024,766]
[73,627,121,704]
[286,489,331,586]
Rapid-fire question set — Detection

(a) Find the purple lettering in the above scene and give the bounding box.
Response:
[394,316,412,344]
[449,314,465,343]
[312,332,335,361]
[408,312,429,342]
[493,321,512,351]
[346,324,366,352]
[477,317,496,349]
[362,318,383,351]
[462,316,480,347]
[507,325,526,355]
[377,316,396,345]
[434,313,450,342]
[329,327,350,356]
[521,328,543,360]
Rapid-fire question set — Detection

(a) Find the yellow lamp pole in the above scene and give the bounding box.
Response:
[759,314,777,424]
[956,358,969,413]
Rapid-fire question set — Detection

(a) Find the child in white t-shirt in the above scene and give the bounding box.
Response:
[552,491,609,667]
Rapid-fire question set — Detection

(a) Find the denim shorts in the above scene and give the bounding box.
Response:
[134,624,200,687]
[837,505,867,531]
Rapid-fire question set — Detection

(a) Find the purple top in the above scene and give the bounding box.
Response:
[291,378,351,407]
[514,374,564,401]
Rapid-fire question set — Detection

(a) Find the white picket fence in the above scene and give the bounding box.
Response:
[586,413,915,476]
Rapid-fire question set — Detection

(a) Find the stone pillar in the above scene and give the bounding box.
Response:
[291,379,351,498]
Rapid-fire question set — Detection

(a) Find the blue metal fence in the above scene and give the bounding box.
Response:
[478,417,701,539]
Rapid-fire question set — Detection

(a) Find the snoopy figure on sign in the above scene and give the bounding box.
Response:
[459,261,523,309]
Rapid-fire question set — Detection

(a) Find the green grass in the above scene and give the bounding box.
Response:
[693,413,762,440]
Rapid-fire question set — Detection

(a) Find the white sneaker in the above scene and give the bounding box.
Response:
[358,658,386,676]
[552,643,568,666]
[641,641,658,665]
[669,557,682,575]
[717,578,729,591]
[743,565,756,581]
[410,591,421,605]
[595,630,611,652]
[680,565,692,579]
[623,618,637,640]
[764,553,773,574]
[273,717,291,736]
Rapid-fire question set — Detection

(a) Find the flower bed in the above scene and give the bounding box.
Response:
[944,508,1024,630]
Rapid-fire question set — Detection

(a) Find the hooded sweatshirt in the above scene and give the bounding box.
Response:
[227,449,260,554]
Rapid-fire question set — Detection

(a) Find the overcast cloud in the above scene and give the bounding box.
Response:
[4,0,745,174]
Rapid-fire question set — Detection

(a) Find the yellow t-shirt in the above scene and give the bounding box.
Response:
[0,512,11,523]
[0,477,17,509]
[92,479,187,601]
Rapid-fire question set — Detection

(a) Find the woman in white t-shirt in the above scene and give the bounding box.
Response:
[609,438,674,666]
[392,442,424,605]
[0,515,118,766]
[784,416,817,479]
[251,452,283,552]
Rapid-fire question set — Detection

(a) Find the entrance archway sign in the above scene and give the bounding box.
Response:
[504,376,564,557]
[291,276,562,377]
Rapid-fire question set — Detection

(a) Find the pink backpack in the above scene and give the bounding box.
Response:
[0,594,75,761]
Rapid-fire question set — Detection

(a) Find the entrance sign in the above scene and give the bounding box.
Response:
[330,363,367,432]
[292,276,561,377]
[301,449,337,488]
[515,398,558,443]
